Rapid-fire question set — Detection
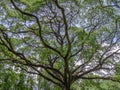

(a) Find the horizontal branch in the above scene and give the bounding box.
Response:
[81,76,120,83]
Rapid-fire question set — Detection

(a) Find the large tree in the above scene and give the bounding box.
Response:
[1,0,120,90]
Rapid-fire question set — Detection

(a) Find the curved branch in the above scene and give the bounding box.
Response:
[53,0,71,58]
[10,0,63,58]
[81,76,120,83]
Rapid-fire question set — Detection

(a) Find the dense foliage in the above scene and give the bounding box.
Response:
[0,0,120,90]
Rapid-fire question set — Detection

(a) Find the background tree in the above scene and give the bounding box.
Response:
[1,0,120,90]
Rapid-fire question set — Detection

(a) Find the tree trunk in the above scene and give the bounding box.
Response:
[62,86,71,90]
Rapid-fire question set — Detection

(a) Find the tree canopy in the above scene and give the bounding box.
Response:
[0,0,120,90]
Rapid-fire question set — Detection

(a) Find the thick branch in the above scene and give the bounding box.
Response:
[10,0,63,58]
[81,76,120,83]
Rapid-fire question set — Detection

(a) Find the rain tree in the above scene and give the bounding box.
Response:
[0,0,120,90]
